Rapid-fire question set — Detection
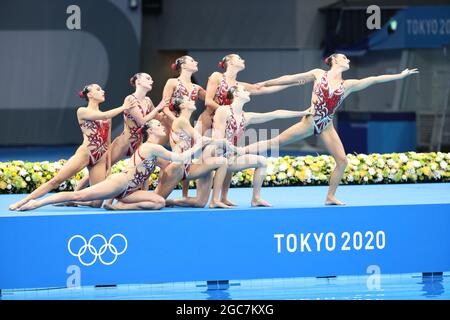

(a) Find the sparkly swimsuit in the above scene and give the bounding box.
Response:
[171,78,199,105]
[167,79,199,178]
[210,74,239,126]
[170,128,193,180]
[168,78,199,115]
[116,147,157,199]
[167,78,199,139]
[312,72,345,135]
[224,105,246,159]
[123,96,151,156]
[79,119,110,166]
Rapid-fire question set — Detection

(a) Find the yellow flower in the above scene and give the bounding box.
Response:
[296,170,306,182]
[244,168,254,175]
[287,168,295,177]
[422,166,431,177]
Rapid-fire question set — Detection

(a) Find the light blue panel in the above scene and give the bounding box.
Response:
[1,202,449,290]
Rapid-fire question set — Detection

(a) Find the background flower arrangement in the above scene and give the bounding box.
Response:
[1,152,449,194]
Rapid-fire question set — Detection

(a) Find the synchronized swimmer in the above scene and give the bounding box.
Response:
[10,53,418,211]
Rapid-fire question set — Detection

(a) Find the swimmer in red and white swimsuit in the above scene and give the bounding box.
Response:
[73,73,165,193]
[208,74,239,128]
[18,119,213,212]
[213,85,310,208]
[156,56,208,199]
[122,93,154,156]
[244,53,418,205]
[166,76,202,180]
[197,53,301,138]
[10,83,135,211]
[114,147,157,200]
[197,54,302,207]
[111,73,165,160]
[169,127,192,180]
[223,105,246,159]
[79,118,110,166]
[160,56,206,143]
[312,72,345,135]
[157,97,232,209]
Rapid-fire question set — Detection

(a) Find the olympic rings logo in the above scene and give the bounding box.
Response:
[67,234,128,266]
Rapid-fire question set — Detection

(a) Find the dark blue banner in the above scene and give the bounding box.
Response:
[370,6,450,50]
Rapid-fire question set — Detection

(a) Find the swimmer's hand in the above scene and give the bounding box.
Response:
[400,68,419,78]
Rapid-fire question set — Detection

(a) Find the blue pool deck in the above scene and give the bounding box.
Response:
[2,183,450,217]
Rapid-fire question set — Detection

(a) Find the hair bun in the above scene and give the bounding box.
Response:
[171,63,177,71]
[78,91,84,98]
[218,61,225,69]
[129,77,135,86]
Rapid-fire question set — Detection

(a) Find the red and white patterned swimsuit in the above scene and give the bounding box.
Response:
[175,78,198,101]
[79,119,110,166]
[224,106,246,159]
[123,96,151,156]
[116,147,157,200]
[170,128,192,180]
[167,79,200,137]
[210,74,239,125]
[169,78,199,110]
[312,72,345,135]
[215,74,238,105]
